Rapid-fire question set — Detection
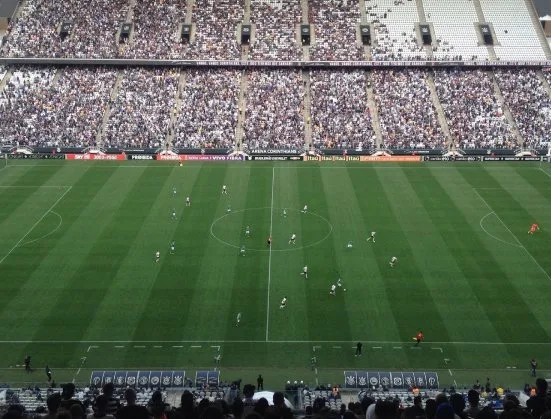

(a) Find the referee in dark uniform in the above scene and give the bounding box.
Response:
[355,342,362,357]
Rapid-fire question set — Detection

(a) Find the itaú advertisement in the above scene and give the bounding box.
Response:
[66,153,126,160]
[359,155,422,162]
[156,154,244,161]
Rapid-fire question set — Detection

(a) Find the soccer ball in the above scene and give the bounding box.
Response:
[344,288,347,292]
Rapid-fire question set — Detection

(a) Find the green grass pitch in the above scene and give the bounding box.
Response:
[0,159,550,389]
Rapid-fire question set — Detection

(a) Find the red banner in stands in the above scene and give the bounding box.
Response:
[66,153,126,160]
[359,155,422,162]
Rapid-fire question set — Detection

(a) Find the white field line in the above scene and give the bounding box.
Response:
[0,185,72,188]
[20,211,63,246]
[265,167,275,342]
[540,167,551,178]
[479,212,523,249]
[473,188,551,283]
[0,186,72,265]
[1,340,551,345]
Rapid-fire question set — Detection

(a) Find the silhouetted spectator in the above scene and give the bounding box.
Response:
[117,388,149,419]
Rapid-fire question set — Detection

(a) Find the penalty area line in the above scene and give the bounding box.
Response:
[0,186,72,266]
[473,188,551,283]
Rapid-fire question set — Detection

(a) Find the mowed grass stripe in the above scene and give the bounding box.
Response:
[346,167,413,367]
[224,168,272,344]
[80,166,203,341]
[128,165,231,340]
[0,166,114,322]
[491,168,551,275]
[403,168,514,364]
[299,166,353,342]
[0,167,120,368]
[372,168,461,368]
[0,165,66,253]
[180,166,253,339]
[27,167,172,345]
[458,169,551,336]
[268,166,310,340]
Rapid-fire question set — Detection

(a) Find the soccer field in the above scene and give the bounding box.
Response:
[0,160,550,389]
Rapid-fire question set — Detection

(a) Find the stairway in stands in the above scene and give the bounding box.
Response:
[357,0,372,60]
[165,70,187,150]
[425,72,453,148]
[524,0,551,59]
[235,71,249,151]
[242,0,251,60]
[0,69,13,91]
[365,72,383,149]
[415,0,434,59]
[95,71,125,147]
[471,0,497,60]
[186,0,195,24]
[300,0,310,61]
[302,71,313,150]
[490,72,524,148]
[536,70,551,98]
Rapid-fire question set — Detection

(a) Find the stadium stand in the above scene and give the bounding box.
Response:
[308,0,364,61]
[248,0,302,60]
[0,67,118,148]
[173,69,240,150]
[243,70,305,151]
[123,0,186,60]
[310,70,375,151]
[423,0,490,61]
[496,69,551,149]
[372,69,446,149]
[479,0,547,61]
[1,0,129,58]
[180,0,244,60]
[367,0,427,61]
[434,69,516,149]
[103,68,179,150]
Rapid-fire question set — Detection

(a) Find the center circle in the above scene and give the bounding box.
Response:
[210,207,333,252]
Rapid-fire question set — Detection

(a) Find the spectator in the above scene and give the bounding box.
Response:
[375,400,399,419]
[426,399,438,419]
[87,395,114,419]
[450,394,467,419]
[403,395,424,419]
[174,69,239,150]
[436,403,457,419]
[373,69,445,150]
[500,69,551,150]
[102,383,119,415]
[526,378,549,419]
[70,404,85,419]
[103,68,179,150]
[435,69,514,149]
[309,0,363,61]
[2,0,127,58]
[465,390,481,419]
[117,388,149,419]
[60,383,84,411]
[45,393,62,419]
[243,70,305,151]
[310,70,375,151]
[249,0,301,60]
